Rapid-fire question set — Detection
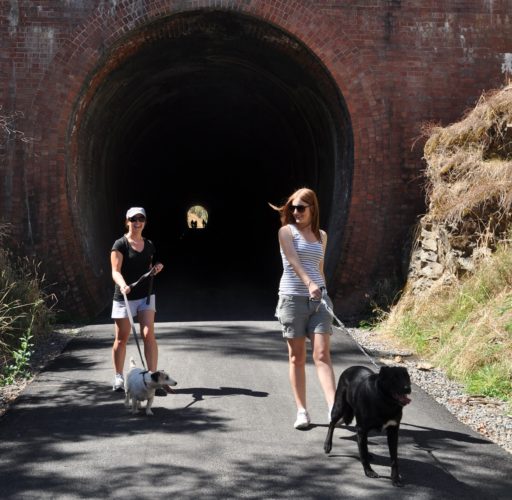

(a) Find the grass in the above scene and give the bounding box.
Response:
[0,224,56,385]
[377,238,512,401]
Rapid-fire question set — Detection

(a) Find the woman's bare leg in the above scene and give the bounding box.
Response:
[287,337,308,410]
[310,333,336,408]
[113,318,131,374]
[138,309,158,371]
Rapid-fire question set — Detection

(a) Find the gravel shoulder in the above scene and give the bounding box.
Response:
[0,326,80,418]
[1,324,511,455]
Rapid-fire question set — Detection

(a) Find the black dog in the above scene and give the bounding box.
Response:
[324,365,411,487]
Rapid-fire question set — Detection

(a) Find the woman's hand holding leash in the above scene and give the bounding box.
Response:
[308,280,322,300]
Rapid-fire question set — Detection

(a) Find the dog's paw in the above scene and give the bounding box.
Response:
[364,467,379,479]
[392,475,403,487]
[145,409,154,416]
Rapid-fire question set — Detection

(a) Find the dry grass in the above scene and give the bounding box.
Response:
[423,86,512,243]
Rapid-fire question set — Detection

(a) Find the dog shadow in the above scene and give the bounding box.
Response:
[173,386,269,408]
[322,422,503,495]
[317,421,491,449]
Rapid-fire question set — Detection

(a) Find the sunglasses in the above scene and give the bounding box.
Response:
[289,204,310,213]
[128,216,146,223]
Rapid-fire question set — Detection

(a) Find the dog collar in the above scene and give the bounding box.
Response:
[140,370,149,387]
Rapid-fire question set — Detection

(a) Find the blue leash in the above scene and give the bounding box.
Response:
[320,289,380,369]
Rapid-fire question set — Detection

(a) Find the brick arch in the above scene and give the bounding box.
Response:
[26,1,386,318]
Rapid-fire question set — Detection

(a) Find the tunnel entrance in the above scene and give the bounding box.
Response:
[72,10,352,320]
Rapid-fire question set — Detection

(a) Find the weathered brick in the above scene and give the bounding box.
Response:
[1,0,509,319]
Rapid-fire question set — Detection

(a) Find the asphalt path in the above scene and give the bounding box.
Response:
[0,320,511,499]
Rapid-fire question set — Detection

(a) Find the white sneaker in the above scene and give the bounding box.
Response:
[112,373,124,392]
[294,409,311,429]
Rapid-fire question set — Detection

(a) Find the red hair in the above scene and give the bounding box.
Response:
[270,188,321,241]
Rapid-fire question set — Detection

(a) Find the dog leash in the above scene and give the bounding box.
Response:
[122,291,146,370]
[320,288,380,369]
[140,370,149,387]
[129,267,156,289]
[121,266,157,370]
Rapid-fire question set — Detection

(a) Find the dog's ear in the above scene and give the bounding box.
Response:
[379,366,391,376]
[151,371,160,383]
[400,367,412,384]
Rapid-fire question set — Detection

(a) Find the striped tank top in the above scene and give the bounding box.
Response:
[279,224,325,296]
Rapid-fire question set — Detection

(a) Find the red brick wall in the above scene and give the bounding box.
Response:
[1,0,511,318]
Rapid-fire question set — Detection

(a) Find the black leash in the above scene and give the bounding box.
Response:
[122,290,146,370]
[320,289,380,369]
[140,370,149,387]
[129,267,156,289]
[121,266,158,370]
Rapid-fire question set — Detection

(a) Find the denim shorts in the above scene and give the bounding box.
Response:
[275,294,333,339]
[111,294,156,319]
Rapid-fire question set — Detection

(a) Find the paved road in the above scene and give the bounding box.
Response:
[0,321,511,499]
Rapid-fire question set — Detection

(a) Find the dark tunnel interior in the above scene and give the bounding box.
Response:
[73,11,353,320]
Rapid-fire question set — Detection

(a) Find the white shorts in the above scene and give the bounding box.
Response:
[111,295,156,319]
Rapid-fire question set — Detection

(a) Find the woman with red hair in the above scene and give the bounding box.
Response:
[272,188,336,429]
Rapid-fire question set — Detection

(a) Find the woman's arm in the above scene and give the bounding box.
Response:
[319,230,328,284]
[111,250,131,294]
[278,226,321,299]
[148,240,164,274]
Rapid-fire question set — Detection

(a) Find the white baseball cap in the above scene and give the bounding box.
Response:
[126,207,146,219]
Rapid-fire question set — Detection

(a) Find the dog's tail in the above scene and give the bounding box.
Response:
[129,357,136,368]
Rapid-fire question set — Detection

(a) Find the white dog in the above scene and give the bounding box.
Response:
[124,358,177,416]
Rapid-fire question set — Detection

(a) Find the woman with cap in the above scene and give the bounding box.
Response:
[110,207,166,394]
[271,188,336,429]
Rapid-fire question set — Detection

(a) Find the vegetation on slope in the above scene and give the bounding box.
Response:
[0,224,56,385]
[377,86,512,401]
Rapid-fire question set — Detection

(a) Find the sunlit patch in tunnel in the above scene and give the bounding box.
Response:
[187,205,208,229]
